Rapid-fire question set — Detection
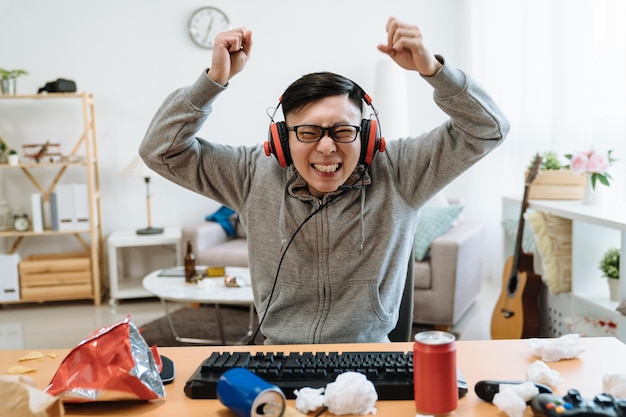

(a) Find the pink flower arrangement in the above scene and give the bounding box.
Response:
[565,150,616,189]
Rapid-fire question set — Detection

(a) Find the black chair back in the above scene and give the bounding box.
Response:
[388,249,414,342]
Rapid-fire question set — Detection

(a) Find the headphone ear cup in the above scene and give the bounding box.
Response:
[266,121,292,168]
[360,118,381,165]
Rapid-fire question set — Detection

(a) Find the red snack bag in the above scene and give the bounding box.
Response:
[45,315,165,402]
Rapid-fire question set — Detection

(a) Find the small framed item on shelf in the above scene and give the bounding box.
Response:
[22,141,62,163]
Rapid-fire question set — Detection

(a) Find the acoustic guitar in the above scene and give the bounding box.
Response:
[490,154,543,340]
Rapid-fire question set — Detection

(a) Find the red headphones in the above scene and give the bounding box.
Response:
[263,92,386,168]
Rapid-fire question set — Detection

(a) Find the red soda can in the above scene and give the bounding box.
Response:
[413,330,457,415]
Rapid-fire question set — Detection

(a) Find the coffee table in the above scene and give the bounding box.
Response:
[142,266,255,345]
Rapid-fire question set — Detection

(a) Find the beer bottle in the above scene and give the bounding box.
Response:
[184,241,196,283]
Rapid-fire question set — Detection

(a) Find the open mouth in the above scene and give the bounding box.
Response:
[312,163,341,173]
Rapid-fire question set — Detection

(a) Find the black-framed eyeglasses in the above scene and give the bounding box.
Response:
[287,124,360,143]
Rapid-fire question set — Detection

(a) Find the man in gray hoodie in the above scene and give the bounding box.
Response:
[140,17,509,345]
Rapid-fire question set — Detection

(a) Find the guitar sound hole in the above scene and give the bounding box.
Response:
[507,275,518,295]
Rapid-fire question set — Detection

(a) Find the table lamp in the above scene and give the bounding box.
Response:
[122,155,164,235]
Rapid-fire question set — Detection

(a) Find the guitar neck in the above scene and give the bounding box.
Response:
[512,184,532,269]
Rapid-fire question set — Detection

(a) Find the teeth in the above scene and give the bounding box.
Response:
[314,164,339,173]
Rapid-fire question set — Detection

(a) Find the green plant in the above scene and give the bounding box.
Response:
[541,151,563,170]
[8,149,17,155]
[529,151,564,171]
[0,68,28,80]
[599,247,620,279]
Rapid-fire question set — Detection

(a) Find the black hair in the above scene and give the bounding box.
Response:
[281,72,364,117]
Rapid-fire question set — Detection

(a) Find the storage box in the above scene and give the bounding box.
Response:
[18,252,92,301]
[527,170,585,200]
[0,253,21,301]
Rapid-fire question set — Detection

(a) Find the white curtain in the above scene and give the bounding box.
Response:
[451,0,626,281]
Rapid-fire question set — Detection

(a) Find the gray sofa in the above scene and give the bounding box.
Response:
[182,209,484,330]
[183,220,249,268]
[412,220,484,329]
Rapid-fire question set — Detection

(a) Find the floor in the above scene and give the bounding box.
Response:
[0,279,500,350]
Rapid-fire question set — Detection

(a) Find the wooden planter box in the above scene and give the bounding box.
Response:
[528,170,585,200]
[18,252,92,302]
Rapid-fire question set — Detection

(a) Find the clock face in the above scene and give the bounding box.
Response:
[13,215,30,232]
[188,7,230,49]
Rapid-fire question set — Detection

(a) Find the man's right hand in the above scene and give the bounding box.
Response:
[207,27,253,86]
[377,17,441,77]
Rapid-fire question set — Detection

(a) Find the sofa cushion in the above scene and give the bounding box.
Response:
[195,238,249,268]
[413,205,463,261]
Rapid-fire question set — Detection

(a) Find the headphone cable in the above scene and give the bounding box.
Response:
[247,196,335,345]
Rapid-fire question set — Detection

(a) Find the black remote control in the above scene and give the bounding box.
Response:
[474,380,552,403]
[530,389,626,417]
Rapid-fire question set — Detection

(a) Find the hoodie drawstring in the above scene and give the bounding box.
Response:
[359,184,366,255]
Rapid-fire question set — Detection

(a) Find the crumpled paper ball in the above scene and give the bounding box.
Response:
[526,360,561,386]
[294,372,378,415]
[493,389,527,417]
[493,381,539,417]
[293,387,325,414]
[526,333,586,361]
[603,374,626,398]
[325,372,378,415]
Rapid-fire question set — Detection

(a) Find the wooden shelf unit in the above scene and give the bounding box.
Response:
[0,92,104,305]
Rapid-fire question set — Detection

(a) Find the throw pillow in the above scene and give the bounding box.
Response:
[413,205,463,262]
[525,211,572,294]
[205,205,237,237]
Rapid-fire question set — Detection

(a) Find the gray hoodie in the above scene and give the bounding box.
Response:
[139,58,509,345]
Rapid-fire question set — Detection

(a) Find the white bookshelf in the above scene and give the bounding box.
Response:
[502,196,626,341]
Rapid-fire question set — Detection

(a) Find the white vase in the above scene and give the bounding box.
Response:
[7,154,19,166]
[608,278,620,302]
[582,174,601,205]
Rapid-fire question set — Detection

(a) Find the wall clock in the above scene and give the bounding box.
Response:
[188,6,230,49]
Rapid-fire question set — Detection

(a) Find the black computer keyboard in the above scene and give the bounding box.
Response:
[184,350,468,400]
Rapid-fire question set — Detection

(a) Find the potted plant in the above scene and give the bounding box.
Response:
[7,149,19,166]
[527,151,586,200]
[565,150,618,205]
[538,151,563,170]
[0,67,28,95]
[599,247,620,301]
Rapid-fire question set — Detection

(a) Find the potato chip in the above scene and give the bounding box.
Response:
[18,351,57,362]
[6,365,36,375]
[18,351,45,362]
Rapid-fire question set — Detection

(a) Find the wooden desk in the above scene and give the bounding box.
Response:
[2,337,626,416]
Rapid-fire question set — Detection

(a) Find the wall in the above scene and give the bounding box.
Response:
[2,1,624,286]
[0,1,468,252]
